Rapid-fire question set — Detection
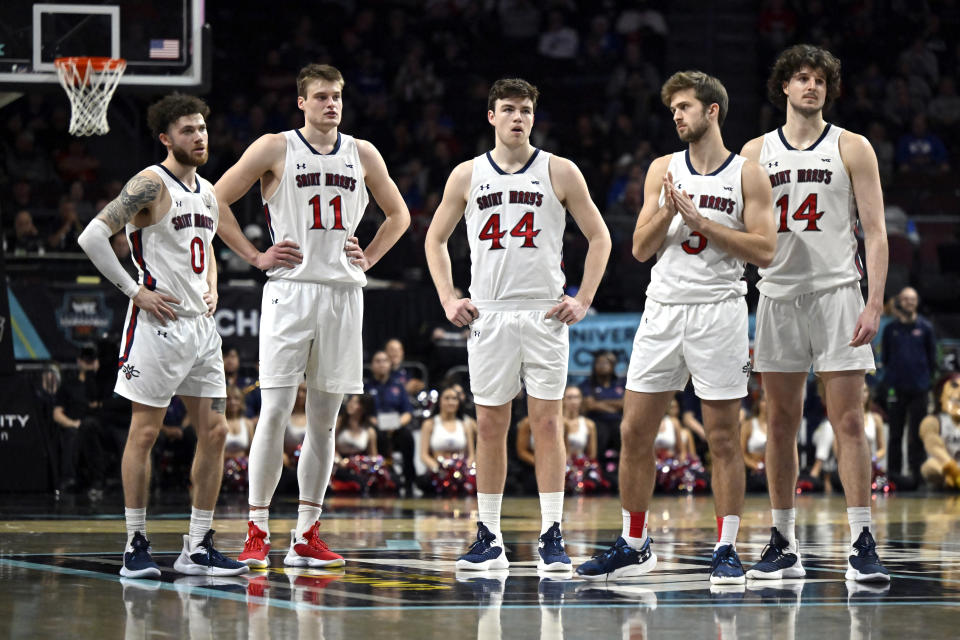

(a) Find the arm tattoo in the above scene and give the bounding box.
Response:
[98,175,162,230]
[211,397,227,414]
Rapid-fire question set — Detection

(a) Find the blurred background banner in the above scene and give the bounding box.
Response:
[568,312,642,380]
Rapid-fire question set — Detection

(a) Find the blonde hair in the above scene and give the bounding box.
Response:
[297,64,344,97]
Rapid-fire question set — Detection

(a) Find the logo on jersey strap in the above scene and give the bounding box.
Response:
[121,364,140,380]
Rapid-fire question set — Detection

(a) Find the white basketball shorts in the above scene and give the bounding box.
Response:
[468,300,568,406]
[754,282,875,373]
[626,296,750,400]
[115,304,226,408]
[258,279,363,393]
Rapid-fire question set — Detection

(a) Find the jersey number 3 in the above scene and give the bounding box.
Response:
[777,193,824,232]
[309,194,346,231]
[479,211,539,249]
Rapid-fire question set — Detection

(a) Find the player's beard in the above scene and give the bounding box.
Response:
[790,96,824,118]
[678,115,709,143]
[172,143,209,167]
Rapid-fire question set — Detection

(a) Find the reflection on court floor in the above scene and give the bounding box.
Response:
[2,494,960,639]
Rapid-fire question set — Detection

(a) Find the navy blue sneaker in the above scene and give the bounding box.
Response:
[710,544,745,584]
[456,522,508,570]
[174,530,249,576]
[747,527,806,580]
[575,536,657,582]
[537,522,572,571]
[845,528,890,583]
[120,531,161,579]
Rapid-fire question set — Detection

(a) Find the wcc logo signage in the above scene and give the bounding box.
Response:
[55,291,113,346]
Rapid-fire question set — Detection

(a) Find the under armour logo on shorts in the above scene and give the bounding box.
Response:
[156,330,167,338]
[742,362,752,375]
[272,298,279,304]
[473,330,480,337]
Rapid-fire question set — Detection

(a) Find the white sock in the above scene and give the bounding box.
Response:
[477,493,503,538]
[539,492,564,535]
[249,507,270,538]
[715,515,740,550]
[772,508,797,550]
[189,507,214,551]
[248,386,298,508]
[847,506,872,545]
[621,508,648,549]
[296,503,321,537]
[125,507,147,547]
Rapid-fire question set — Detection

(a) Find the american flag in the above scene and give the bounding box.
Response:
[149,39,180,60]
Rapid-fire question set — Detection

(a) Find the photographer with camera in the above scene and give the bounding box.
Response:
[52,344,105,495]
[880,287,937,484]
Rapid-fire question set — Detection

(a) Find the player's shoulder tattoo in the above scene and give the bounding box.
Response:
[99,173,163,229]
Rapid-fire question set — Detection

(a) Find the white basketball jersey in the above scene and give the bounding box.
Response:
[646,150,747,304]
[757,124,860,299]
[940,413,960,461]
[464,149,565,302]
[262,130,369,285]
[126,165,218,317]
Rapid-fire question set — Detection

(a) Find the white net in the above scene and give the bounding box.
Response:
[54,58,126,136]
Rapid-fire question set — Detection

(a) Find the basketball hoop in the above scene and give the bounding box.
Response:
[54,57,126,136]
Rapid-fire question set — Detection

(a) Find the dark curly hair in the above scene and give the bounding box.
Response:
[146,93,210,138]
[767,44,842,111]
[487,77,539,112]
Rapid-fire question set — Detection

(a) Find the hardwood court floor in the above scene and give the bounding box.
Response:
[1,493,959,639]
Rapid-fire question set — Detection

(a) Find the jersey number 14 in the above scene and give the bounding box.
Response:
[777,193,824,232]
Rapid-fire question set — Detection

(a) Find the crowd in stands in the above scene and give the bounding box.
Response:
[5,2,960,498]
[37,313,959,501]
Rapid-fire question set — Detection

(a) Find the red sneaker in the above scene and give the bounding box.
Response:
[284,521,345,568]
[238,521,271,568]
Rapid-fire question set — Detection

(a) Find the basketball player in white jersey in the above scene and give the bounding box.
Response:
[576,71,775,584]
[78,94,247,578]
[740,45,890,583]
[425,78,611,572]
[214,64,410,568]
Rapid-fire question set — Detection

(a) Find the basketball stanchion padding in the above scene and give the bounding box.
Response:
[54,57,127,136]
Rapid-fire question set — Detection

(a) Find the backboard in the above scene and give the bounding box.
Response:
[0,0,208,91]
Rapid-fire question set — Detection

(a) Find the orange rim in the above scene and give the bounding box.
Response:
[54,56,126,71]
